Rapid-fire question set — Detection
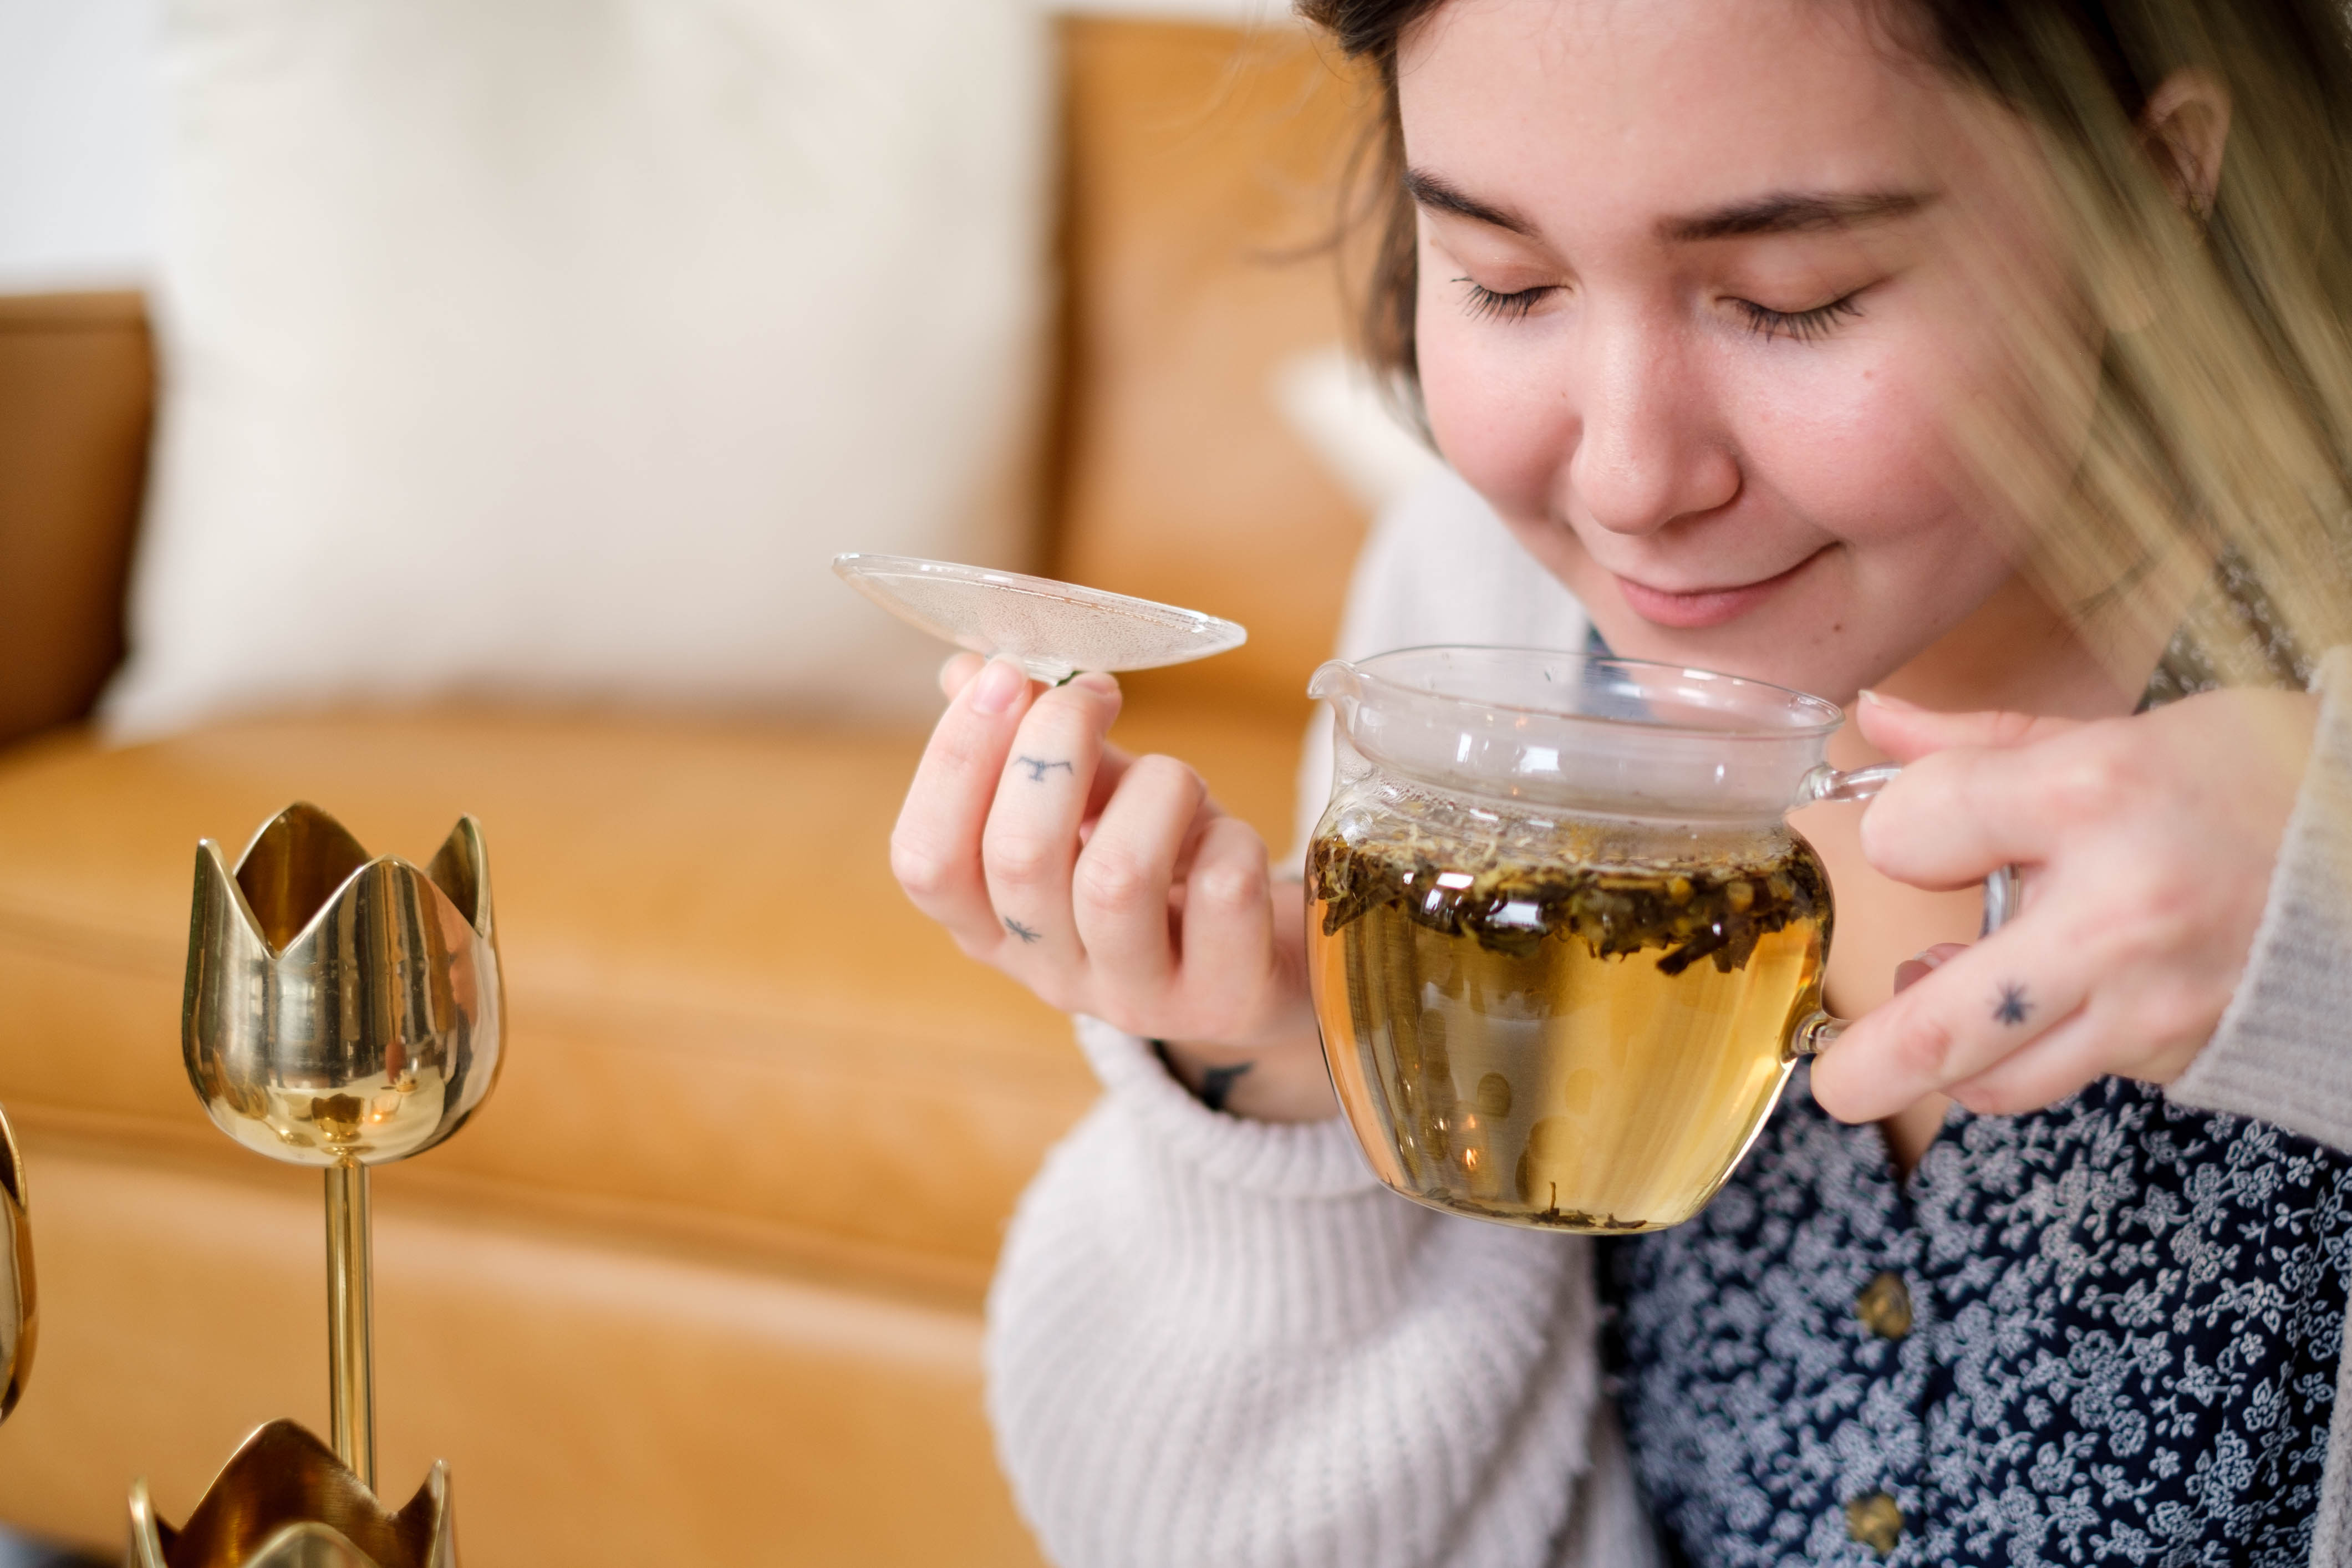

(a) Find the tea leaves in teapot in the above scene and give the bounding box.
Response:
[1309,828,1827,976]
[1305,806,1831,1234]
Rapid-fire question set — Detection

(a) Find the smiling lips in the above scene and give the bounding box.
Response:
[1612,548,1825,629]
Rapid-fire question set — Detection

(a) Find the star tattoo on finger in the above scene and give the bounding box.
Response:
[1993,982,2033,1027]
[1004,917,1042,943]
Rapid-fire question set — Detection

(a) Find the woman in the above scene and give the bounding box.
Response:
[892,0,2352,1561]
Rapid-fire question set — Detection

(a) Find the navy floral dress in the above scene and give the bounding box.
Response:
[1604,1065,2352,1566]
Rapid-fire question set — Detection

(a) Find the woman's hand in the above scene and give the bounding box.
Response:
[1808,685,2320,1123]
[890,654,1334,1122]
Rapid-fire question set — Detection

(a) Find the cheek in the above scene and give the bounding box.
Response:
[1719,283,2046,572]
[1738,353,2024,652]
[1415,292,1568,524]
[1737,359,1966,544]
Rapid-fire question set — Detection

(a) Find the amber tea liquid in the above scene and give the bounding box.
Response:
[1308,814,1829,1233]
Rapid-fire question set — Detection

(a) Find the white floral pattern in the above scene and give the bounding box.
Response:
[1605,1067,2352,1566]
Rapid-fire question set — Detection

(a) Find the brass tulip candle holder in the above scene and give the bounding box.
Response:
[129,1423,454,1568]
[137,803,503,1567]
[0,1102,31,1427]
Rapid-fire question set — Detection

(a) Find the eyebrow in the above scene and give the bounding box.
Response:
[1404,166,1933,245]
[1403,168,1538,237]
[1663,190,1934,241]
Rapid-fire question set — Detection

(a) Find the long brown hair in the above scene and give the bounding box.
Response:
[1297,0,2352,689]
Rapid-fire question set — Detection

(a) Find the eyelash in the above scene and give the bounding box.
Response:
[1733,292,1866,343]
[1457,279,1554,322]
[1455,278,1869,343]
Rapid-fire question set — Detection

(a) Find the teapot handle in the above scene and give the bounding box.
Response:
[1784,763,2024,1061]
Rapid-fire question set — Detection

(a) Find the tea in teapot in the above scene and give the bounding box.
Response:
[1305,646,2010,1234]
[1311,798,1828,1231]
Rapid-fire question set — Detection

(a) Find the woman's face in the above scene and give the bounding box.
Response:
[1402,0,2096,701]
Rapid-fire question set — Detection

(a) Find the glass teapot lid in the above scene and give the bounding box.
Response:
[834,554,1246,685]
[1311,645,1846,821]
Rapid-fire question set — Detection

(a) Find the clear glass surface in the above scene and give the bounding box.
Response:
[1307,646,1841,1234]
[833,553,1246,684]
[1308,645,1843,823]
[1305,645,2012,1234]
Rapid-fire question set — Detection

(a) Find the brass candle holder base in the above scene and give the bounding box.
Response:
[137,805,505,1568]
[128,1422,453,1568]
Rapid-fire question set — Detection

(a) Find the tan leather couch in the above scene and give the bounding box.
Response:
[0,21,1372,1565]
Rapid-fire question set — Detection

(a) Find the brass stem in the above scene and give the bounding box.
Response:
[325,1159,375,1490]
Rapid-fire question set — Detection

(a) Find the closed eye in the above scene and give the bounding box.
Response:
[1732,291,1866,343]
[1457,278,1556,322]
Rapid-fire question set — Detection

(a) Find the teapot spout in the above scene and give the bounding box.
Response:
[1306,659,1363,725]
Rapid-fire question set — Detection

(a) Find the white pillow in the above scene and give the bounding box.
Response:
[106,0,1051,736]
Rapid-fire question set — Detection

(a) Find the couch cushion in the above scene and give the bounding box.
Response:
[0,700,1305,1297]
[1052,19,1379,716]
[0,293,151,750]
[0,1142,1046,1566]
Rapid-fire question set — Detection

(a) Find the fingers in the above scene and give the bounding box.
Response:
[938,651,985,699]
[1891,941,1968,995]
[897,656,1302,1055]
[1862,706,2182,892]
[1852,691,2080,762]
[1174,817,1276,1038]
[1808,915,2092,1123]
[1068,762,1292,1045]
[1071,755,1213,994]
[1855,747,2049,892]
[893,657,1045,953]
[1819,686,2322,1126]
[980,673,1125,966]
[1941,1009,2112,1117]
[1860,704,2156,890]
[1852,697,2088,889]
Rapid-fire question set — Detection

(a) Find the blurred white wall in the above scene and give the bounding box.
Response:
[0,0,161,290]
[1062,0,1293,16]
[0,0,1282,297]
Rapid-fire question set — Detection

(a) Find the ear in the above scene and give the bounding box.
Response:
[2139,68,2231,221]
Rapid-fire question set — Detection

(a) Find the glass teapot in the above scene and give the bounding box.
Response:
[1305,645,2014,1234]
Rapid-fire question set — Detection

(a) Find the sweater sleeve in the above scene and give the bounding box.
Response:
[984,1018,1652,1568]
[2167,646,2352,1150]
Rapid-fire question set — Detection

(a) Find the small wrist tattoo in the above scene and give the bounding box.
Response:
[1016,756,1074,783]
[1004,917,1042,943]
[1993,982,2033,1026]
[1199,1061,1254,1113]
[1149,1040,1254,1114]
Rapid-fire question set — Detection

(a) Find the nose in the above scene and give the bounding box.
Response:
[1565,308,1740,536]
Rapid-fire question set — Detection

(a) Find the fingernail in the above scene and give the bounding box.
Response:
[1072,671,1119,696]
[1892,947,1949,995]
[1859,688,1922,712]
[971,659,1026,715]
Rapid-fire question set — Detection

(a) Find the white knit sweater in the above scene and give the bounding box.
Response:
[984,470,2352,1568]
